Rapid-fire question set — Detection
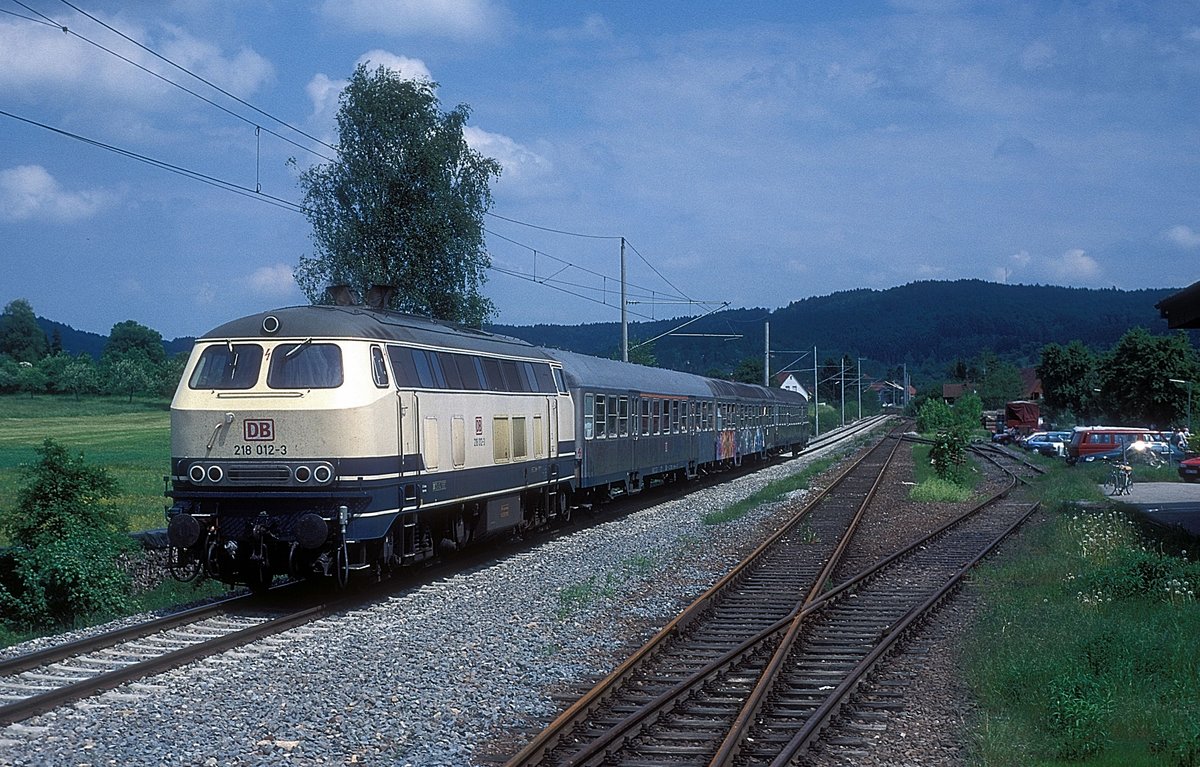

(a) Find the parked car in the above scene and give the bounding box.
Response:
[1066,426,1171,465]
[1178,455,1200,482]
[1025,431,1071,457]
[992,429,1020,445]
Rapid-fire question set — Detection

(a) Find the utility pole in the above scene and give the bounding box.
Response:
[857,357,864,421]
[764,321,770,387]
[840,358,846,427]
[813,345,819,436]
[620,237,628,363]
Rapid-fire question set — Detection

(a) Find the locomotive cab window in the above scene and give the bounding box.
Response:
[371,345,389,388]
[267,342,343,389]
[189,343,263,389]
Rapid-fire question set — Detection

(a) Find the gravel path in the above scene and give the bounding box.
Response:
[0,433,878,767]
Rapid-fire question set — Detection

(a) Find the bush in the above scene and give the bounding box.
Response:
[0,439,134,630]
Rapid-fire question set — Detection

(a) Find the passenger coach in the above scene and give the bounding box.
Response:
[165,302,810,589]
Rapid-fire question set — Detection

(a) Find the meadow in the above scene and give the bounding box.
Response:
[0,395,172,537]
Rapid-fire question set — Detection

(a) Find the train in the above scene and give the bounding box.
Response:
[164,300,810,589]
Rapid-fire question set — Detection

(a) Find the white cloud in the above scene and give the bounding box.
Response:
[320,0,506,40]
[463,126,552,184]
[0,165,112,222]
[0,14,271,107]
[248,263,299,298]
[307,52,432,123]
[1011,249,1032,266]
[1052,248,1101,282]
[1164,224,1200,249]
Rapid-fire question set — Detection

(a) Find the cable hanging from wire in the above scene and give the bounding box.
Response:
[0,108,304,214]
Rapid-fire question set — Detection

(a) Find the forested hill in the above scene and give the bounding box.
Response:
[490,280,1186,378]
[31,280,1186,382]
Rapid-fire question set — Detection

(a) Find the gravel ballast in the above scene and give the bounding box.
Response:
[1,435,877,767]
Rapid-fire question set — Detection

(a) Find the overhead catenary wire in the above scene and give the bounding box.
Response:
[0,108,304,214]
[5,0,335,163]
[54,0,337,156]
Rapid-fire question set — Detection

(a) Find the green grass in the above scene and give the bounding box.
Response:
[965,502,1200,765]
[0,395,171,536]
[703,456,837,525]
[909,443,981,502]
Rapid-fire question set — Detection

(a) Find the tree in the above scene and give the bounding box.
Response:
[730,357,764,384]
[60,356,100,401]
[103,320,166,367]
[1038,341,1099,424]
[0,439,132,628]
[294,64,502,327]
[0,298,48,363]
[104,355,157,402]
[1096,328,1199,427]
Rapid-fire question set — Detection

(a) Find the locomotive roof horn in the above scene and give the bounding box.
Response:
[365,284,398,310]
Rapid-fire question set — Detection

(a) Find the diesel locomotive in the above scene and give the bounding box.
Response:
[165,302,810,588]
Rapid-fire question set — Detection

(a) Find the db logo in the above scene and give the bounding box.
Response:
[243,419,275,441]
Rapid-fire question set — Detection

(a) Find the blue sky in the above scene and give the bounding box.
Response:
[1,0,1198,340]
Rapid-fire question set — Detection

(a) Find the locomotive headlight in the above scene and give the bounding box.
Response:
[206,465,224,483]
[313,465,333,483]
[189,464,206,483]
[294,465,311,483]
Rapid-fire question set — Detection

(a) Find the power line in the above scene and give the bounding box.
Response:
[0,108,304,214]
[52,0,336,156]
[489,264,659,322]
[485,210,622,240]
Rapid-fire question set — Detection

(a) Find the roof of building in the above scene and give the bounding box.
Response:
[1157,280,1200,328]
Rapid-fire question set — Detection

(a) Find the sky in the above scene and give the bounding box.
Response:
[1,0,1199,341]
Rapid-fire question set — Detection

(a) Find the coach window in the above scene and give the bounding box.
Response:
[640,398,650,436]
[595,395,607,438]
[670,401,679,434]
[618,396,629,437]
[607,395,618,437]
[584,394,594,439]
[650,399,660,435]
[189,343,263,390]
[268,342,343,389]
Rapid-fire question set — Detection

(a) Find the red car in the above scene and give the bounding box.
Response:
[1179,456,1200,483]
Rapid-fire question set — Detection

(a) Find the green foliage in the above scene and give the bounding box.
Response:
[0,298,48,363]
[0,398,170,538]
[966,507,1200,765]
[909,476,972,502]
[1096,328,1199,428]
[917,398,955,433]
[295,64,501,327]
[1039,340,1101,423]
[0,439,134,630]
[929,428,968,482]
[731,356,765,384]
[103,320,166,367]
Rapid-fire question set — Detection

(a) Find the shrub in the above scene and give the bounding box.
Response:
[0,439,134,630]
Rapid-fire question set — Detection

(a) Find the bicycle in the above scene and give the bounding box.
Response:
[1106,462,1133,496]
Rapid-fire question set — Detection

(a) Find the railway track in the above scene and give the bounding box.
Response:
[0,587,334,725]
[0,417,890,729]
[506,427,1039,766]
